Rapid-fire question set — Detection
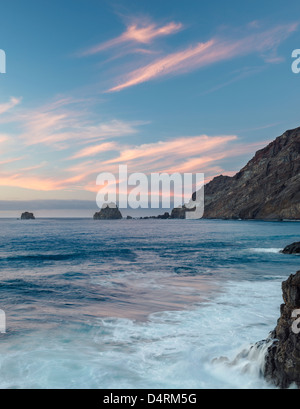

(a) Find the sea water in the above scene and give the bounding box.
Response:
[0,218,299,389]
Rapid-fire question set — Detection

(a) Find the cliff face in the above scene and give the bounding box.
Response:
[193,127,300,220]
[264,271,300,388]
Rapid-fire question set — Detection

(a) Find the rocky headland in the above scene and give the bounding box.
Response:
[172,126,300,220]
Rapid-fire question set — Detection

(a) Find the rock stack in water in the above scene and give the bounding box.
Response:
[264,271,300,388]
[21,212,35,220]
[93,203,122,220]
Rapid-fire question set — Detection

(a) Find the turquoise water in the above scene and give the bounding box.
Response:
[0,219,299,388]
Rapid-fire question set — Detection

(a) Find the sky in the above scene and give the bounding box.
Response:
[0,0,300,216]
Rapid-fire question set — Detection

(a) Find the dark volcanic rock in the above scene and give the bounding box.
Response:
[139,212,170,220]
[157,212,170,219]
[185,127,300,220]
[170,205,196,219]
[21,212,35,220]
[93,203,122,220]
[170,207,186,219]
[264,271,300,388]
[281,242,300,254]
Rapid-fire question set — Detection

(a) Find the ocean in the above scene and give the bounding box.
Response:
[0,218,299,389]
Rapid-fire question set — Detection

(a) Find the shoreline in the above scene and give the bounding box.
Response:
[0,216,300,221]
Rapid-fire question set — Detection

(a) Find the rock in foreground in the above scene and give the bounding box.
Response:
[281,242,300,254]
[93,204,122,220]
[21,212,35,220]
[264,271,300,388]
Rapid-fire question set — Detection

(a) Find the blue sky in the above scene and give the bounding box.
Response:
[0,0,300,215]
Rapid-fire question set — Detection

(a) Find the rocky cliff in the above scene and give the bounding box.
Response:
[264,271,300,388]
[174,126,300,219]
[203,127,300,219]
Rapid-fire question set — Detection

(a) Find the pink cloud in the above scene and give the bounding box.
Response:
[103,134,237,168]
[0,134,8,144]
[123,22,183,43]
[0,97,21,115]
[0,156,25,166]
[0,131,270,195]
[106,22,298,92]
[70,142,118,159]
[0,174,61,191]
[80,21,183,56]
[107,40,215,92]
[54,134,239,194]
[5,97,143,148]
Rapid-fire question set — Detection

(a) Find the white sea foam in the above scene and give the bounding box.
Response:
[249,248,282,254]
[0,278,284,389]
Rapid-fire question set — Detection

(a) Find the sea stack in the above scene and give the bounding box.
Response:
[21,212,35,220]
[263,271,300,388]
[93,203,122,220]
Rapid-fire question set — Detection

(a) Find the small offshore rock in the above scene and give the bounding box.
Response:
[93,203,122,220]
[21,212,35,220]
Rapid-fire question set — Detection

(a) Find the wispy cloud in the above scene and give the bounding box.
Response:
[0,97,22,115]
[0,123,269,195]
[202,65,266,95]
[57,134,239,193]
[0,92,259,195]
[70,141,118,160]
[2,96,144,149]
[0,173,61,191]
[103,134,237,168]
[0,95,149,191]
[0,134,8,144]
[79,21,183,57]
[107,40,215,92]
[0,156,25,166]
[106,22,298,92]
